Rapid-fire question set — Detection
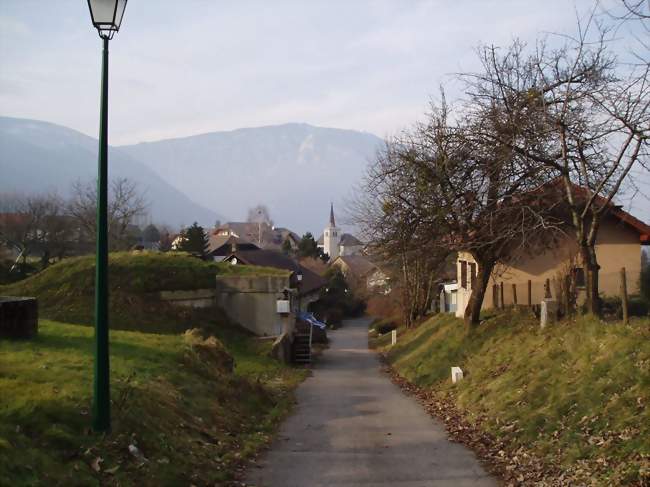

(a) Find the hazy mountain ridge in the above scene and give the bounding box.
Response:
[120,123,384,234]
[0,116,222,228]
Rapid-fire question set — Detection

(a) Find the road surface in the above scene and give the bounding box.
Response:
[245,317,497,487]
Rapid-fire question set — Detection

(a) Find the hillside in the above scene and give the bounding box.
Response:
[0,117,222,228]
[0,251,288,332]
[120,123,383,233]
[373,312,650,485]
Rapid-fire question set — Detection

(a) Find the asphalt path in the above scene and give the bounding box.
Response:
[244,316,497,487]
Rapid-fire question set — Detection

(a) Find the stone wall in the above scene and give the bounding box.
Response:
[0,297,38,339]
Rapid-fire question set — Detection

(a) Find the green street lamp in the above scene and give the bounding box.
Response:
[86,0,128,433]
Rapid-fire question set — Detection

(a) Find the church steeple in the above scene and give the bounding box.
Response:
[323,202,340,261]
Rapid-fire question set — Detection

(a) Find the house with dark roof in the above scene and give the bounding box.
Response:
[213,222,300,252]
[207,234,259,260]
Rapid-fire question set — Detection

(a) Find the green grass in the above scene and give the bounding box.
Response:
[0,252,289,333]
[0,252,304,486]
[0,320,306,486]
[378,311,650,484]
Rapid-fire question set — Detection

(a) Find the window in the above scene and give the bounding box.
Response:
[573,267,585,288]
[460,261,468,289]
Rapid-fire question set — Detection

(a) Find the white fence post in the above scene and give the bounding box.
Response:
[391,329,397,346]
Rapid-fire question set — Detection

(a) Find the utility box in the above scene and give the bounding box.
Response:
[276,299,290,314]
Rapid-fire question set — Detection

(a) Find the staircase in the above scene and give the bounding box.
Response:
[292,320,313,364]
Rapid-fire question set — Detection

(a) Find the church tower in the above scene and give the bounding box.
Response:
[323,203,341,260]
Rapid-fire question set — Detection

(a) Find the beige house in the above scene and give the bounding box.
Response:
[455,208,650,318]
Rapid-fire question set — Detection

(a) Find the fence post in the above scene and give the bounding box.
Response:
[512,283,518,306]
[391,329,397,346]
[564,275,572,316]
[500,282,504,309]
[492,284,498,308]
[620,267,629,324]
[527,280,532,307]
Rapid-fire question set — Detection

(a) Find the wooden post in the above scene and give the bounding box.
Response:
[492,284,498,308]
[527,280,532,307]
[620,267,629,324]
[512,283,518,306]
[500,282,504,309]
[564,275,572,316]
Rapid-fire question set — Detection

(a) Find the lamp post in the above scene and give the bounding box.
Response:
[86,0,128,433]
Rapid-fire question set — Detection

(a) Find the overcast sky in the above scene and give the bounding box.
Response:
[1,0,648,217]
[0,0,641,145]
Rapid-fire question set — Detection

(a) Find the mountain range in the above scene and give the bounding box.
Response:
[0,117,383,234]
[0,116,221,228]
[119,123,383,233]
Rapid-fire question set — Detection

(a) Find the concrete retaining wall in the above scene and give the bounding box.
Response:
[159,289,216,308]
[215,275,293,336]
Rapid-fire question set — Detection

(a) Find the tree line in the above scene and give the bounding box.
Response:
[354,9,649,327]
[0,178,160,270]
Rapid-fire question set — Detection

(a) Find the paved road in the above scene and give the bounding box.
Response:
[245,317,497,487]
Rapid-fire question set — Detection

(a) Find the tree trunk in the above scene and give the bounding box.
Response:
[580,243,601,316]
[464,256,495,327]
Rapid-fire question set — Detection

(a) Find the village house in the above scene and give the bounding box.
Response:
[316,204,364,260]
[454,204,650,318]
[214,222,300,251]
[330,254,390,295]
[207,234,259,261]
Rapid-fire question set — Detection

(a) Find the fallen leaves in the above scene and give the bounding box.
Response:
[379,358,649,487]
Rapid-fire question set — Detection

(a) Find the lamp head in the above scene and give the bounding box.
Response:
[87,0,128,39]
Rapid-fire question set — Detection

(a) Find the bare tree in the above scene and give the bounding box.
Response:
[67,178,148,251]
[0,192,70,268]
[463,25,650,315]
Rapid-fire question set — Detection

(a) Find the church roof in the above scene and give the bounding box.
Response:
[330,203,336,227]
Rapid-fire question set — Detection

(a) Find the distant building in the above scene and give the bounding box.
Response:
[317,204,364,260]
[330,254,390,294]
[213,222,300,251]
[207,234,260,261]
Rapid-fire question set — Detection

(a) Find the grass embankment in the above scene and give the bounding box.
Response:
[0,252,303,486]
[0,251,288,333]
[373,311,650,485]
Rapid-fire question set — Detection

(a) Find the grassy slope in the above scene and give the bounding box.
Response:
[376,311,650,484]
[0,253,303,486]
[0,252,289,333]
[0,320,306,486]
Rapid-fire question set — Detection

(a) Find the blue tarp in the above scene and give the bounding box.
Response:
[298,312,327,330]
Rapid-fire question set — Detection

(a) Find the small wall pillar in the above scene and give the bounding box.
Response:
[540,299,557,329]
